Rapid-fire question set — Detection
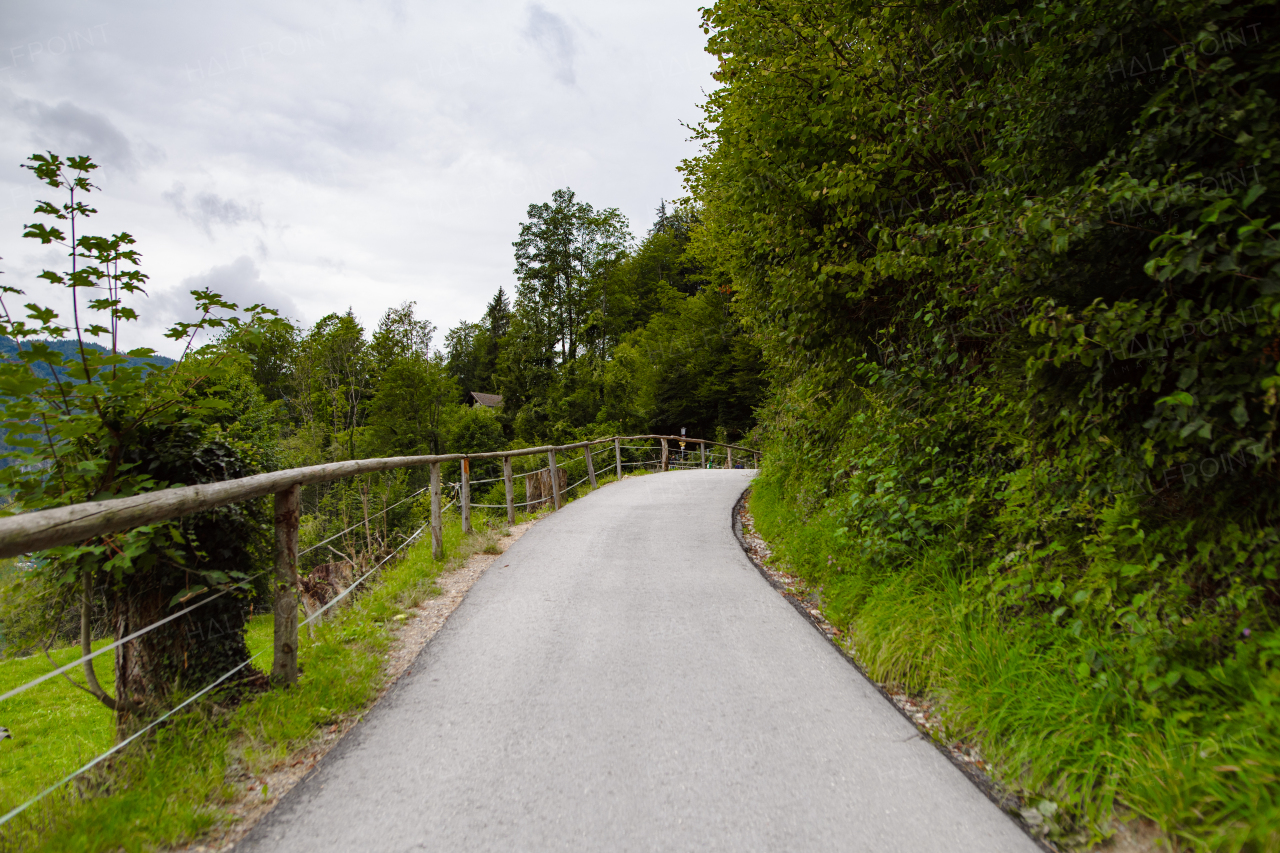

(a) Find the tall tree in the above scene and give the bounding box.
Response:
[367,302,452,455]
[483,286,511,338]
[369,301,434,379]
[218,316,298,404]
[444,320,486,398]
[292,311,370,462]
[646,200,701,295]
[606,201,706,338]
[367,351,456,456]
[512,188,631,365]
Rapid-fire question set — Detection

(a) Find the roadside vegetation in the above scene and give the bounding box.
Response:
[687,0,1279,848]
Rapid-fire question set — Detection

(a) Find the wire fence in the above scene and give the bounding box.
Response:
[0,497,454,829]
[0,480,437,708]
[299,484,430,559]
[1,440,753,712]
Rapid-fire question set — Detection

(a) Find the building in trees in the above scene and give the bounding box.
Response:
[468,391,503,410]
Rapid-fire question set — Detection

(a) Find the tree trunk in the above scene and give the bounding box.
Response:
[112,577,251,736]
[103,423,265,737]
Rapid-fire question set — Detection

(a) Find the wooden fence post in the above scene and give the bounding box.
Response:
[661,438,669,472]
[548,450,562,510]
[272,484,300,686]
[503,456,515,526]
[461,457,472,534]
[585,442,597,489]
[614,437,622,479]
[700,441,706,468]
[430,461,443,560]
[727,447,733,469]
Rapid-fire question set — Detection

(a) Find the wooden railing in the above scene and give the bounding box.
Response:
[0,434,759,685]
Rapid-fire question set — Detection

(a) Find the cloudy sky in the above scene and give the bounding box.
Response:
[0,1,716,357]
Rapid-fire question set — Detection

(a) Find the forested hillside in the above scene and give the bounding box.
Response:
[0,339,174,465]
[682,0,1279,847]
[0,338,174,379]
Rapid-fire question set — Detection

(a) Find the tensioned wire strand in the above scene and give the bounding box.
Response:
[298,499,450,627]
[299,485,429,558]
[0,646,270,829]
[469,451,607,510]
[0,587,239,706]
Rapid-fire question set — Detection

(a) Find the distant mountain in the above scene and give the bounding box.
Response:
[0,339,176,467]
[0,337,175,380]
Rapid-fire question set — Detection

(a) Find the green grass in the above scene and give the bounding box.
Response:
[0,510,505,852]
[747,476,1280,850]
[0,616,278,824]
[0,640,119,817]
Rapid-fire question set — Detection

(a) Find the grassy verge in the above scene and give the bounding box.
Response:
[748,477,1280,851]
[0,510,513,852]
[0,619,277,821]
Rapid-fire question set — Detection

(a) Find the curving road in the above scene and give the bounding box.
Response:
[236,469,1038,853]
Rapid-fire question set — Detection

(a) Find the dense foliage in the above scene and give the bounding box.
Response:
[443,194,765,443]
[0,154,283,725]
[685,0,1279,846]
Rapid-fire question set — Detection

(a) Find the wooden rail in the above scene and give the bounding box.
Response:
[0,434,759,685]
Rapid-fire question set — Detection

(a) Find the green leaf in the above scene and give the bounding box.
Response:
[1158,391,1195,407]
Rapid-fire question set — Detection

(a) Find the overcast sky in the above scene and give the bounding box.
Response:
[0,1,716,357]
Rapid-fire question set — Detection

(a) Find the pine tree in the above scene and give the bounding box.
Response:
[484,286,511,338]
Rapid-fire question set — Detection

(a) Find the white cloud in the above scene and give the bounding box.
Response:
[0,0,717,357]
[150,255,299,328]
[6,93,140,174]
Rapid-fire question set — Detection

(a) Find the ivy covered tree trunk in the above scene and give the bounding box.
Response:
[0,150,285,738]
[107,423,270,734]
[111,579,253,733]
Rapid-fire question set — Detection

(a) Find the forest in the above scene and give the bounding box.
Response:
[259,189,764,466]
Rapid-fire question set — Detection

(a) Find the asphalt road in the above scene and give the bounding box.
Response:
[236,469,1038,853]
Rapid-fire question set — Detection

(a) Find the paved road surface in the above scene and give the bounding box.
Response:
[237,469,1037,853]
